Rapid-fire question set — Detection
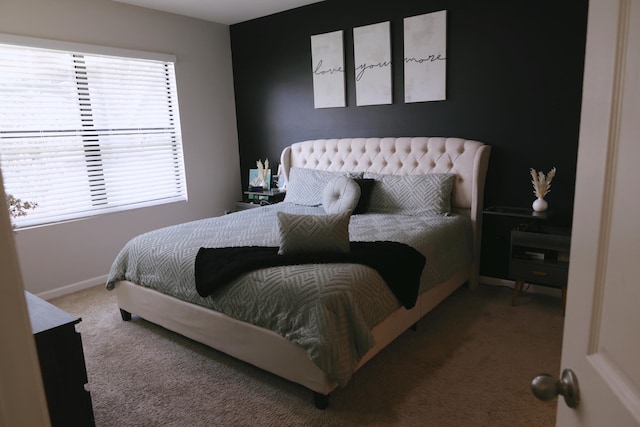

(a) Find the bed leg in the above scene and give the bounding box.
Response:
[119,308,132,321]
[313,392,329,410]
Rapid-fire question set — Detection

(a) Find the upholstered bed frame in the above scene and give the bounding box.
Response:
[113,137,490,408]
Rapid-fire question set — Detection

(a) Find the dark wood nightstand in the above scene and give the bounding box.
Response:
[26,292,95,427]
[509,227,571,312]
[243,189,286,204]
[228,189,286,213]
[234,201,265,211]
[481,206,551,280]
[481,206,571,312]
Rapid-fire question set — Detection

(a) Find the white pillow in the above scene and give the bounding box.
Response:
[322,176,361,214]
[363,172,456,216]
[277,210,351,255]
[284,168,363,206]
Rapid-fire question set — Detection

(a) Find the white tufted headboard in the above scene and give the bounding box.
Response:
[280,137,491,287]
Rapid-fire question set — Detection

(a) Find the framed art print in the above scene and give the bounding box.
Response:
[404,10,447,103]
[353,21,392,106]
[310,30,346,108]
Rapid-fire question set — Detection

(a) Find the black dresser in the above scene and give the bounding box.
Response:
[26,291,95,427]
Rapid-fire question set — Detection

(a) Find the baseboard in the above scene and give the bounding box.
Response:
[37,275,107,300]
[479,275,563,298]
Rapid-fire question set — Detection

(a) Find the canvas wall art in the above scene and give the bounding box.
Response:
[353,21,392,106]
[404,10,447,103]
[310,30,346,108]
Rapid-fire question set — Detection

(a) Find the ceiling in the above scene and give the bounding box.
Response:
[111,0,325,25]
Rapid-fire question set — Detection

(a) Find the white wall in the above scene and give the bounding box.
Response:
[0,0,240,297]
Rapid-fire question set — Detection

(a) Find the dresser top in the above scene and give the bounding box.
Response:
[25,291,80,335]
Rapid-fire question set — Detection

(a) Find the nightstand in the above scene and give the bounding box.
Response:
[481,206,571,312]
[228,189,286,213]
[233,201,265,211]
[509,227,571,312]
[243,189,286,204]
[480,206,550,280]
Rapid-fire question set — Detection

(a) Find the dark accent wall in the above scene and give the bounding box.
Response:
[230,0,588,227]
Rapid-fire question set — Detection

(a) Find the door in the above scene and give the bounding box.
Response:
[554,0,640,425]
[0,169,50,425]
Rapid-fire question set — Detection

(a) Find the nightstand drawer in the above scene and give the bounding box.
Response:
[511,230,571,251]
[509,259,568,288]
[235,201,263,210]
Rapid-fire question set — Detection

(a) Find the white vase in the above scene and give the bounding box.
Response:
[532,197,548,212]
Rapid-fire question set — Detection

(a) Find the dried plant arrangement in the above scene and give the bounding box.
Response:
[530,167,556,199]
[256,158,269,187]
[249,159,270,190]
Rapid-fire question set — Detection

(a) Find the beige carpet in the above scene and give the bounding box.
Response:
[50,283,564,426]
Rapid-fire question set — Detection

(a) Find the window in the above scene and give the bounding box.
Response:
[0,35,187,228]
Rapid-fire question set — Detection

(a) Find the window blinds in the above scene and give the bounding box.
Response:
[0,40,187,228]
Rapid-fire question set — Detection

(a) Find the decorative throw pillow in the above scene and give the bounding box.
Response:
[363,172,456,216]
[322,176,361,214]
[282,168,334,206]
[283,168,363,206]
[277,210,351,255]
[352,178,376,214]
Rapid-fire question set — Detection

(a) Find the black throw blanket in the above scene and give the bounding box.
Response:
[195,241,426,309]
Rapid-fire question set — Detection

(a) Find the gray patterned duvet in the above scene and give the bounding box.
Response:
[106,203,472,386]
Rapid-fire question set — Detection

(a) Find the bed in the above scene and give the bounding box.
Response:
[106,137,490,408]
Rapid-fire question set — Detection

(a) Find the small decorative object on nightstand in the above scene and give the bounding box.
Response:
[249,159,270,191]
[530,167,556,212]
[274,164,286,189]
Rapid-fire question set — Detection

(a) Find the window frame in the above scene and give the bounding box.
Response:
[0,33,187,229]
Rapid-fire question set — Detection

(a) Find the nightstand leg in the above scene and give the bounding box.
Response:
[512,279,523,306]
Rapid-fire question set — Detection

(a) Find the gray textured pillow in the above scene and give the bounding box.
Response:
[363,172,456,216]
[322,176,361,214]
[283,168,363,206]
[277,210,351,255]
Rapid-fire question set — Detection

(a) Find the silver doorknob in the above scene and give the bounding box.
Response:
[531,369,580,408]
